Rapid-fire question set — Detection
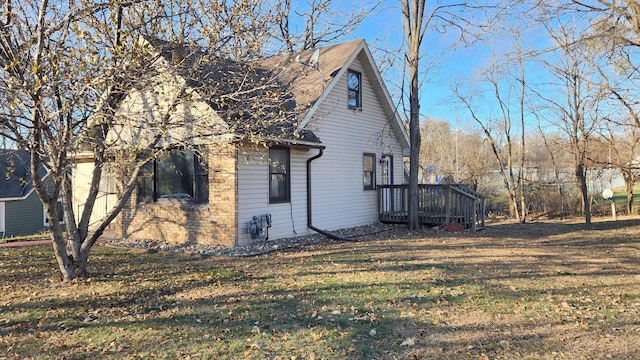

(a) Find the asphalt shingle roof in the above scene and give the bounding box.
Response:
[146,39,364,146]
[0,150,35,199]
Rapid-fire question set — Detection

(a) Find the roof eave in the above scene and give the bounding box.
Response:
[295,41,410,152]
[295,40,367,133]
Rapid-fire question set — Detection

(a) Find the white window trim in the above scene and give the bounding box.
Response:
[43,200,64,227]
[0,202,5,233]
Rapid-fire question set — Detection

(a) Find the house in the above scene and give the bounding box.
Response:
[80,39,410,247]
[0,149,54,237]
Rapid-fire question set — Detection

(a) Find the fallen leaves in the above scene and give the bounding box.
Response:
[2,221,640,359]
[400,337,416,346]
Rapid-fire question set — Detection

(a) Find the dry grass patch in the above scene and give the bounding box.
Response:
[1,217,640,359]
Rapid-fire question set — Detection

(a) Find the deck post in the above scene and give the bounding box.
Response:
[377,187,382,222]
[481,197,485,228]
[445,187,451,224]
[472,199,477,231]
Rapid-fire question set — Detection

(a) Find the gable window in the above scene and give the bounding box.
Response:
[138,149,209,204]
[269,147,290,203]
[363,153,376,190]
[348,69,362,109]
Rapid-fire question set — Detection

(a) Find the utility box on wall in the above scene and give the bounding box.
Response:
[248,213,271,241]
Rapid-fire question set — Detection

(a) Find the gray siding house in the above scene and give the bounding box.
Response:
[0,150,49,237]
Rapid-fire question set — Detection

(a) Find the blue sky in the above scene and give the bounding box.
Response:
[280,0,512,128]
[329,1,567,133]
[342,2,491,127]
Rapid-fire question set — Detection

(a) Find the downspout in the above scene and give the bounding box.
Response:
[306,147,356,242]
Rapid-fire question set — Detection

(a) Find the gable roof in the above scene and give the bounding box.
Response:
[261,40,410,151]
[143,38,409,150]
[0,150,47,201]
[145,39,319,147]
[258,40,362,116]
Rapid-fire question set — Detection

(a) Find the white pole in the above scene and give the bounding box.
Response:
[611,201,617,221]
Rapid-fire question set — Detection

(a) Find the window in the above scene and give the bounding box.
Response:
[363,153,376,190]
[138,149,208,204]
[347,69,362,109]
[269,147,290,203]
[44,200,64,226]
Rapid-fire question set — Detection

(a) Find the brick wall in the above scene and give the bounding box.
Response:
[113,143,238,247]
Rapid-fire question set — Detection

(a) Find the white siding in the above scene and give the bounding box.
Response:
[305,53,405,231]
[236,52,406,243]
[71,160,118,228]
[237,147,313,246]
[0,202,4,233]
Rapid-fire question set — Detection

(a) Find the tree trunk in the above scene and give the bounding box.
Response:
[407,56,421,230]
[576,164,591,225]
[77,248,90,278]
[557,176,565,220]
[518,53,527,224]
[626,182,634,215]
[622,170,635,215]
[508,187,520,221]
[403,0,424,231]
[49,214,77,281]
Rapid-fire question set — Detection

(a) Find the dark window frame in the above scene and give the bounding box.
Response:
[137,148,209,204]
[363,153,376,190]
[347,69,362,109]
[269,146,291,203]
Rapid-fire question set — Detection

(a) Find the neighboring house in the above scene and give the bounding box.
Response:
[78,39,410,247]
[0,149,53,237]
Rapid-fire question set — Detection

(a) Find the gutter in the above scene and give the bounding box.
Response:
[306,147,356,242]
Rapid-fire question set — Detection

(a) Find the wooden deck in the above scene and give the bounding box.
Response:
[378,184,485,231]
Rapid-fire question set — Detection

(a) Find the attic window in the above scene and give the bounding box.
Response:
[348,69,362,109]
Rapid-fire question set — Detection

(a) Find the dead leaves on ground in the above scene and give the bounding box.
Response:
[2,220,640,358]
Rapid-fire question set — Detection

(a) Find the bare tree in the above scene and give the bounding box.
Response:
[533,24,606,225]
[419,120,493,189]
[567,0,640,50]
[401,0,432,230]
[453,42,530,223]
[598,126,640,214]
[271,0,381,52]
[585,34,640,215]
[419,119,454,182]
[0,0,294,281]
[400,0,502,229]
[0,0,136,280]
[526,1,640,219]
[457,129,496,192]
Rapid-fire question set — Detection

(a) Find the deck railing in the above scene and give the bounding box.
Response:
[75,192,118,229]
[378,184,485,231]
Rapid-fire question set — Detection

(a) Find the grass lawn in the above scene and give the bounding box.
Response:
[611,183,640,209]
[0,232,49,244]
[1,217,640,359]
